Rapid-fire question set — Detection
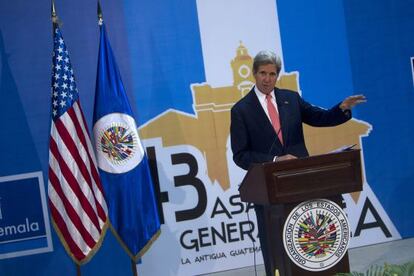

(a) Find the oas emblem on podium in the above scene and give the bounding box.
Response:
[283,199,350,271]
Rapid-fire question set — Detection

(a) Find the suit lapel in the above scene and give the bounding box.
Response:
[246,88,282,148]
[246,90,271,131]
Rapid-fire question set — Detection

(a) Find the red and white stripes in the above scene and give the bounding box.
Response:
[48,101,107,263]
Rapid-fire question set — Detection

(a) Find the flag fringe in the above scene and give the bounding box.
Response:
[108,223,161,263]
[51,218,109,265]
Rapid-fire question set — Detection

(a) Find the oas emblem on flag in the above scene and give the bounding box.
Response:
[283,199,350,271]
[93,113,144,174]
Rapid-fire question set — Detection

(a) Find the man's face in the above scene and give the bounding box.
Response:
[253,64,278,95]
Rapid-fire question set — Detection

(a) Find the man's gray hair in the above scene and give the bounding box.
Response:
[253,50,282,75]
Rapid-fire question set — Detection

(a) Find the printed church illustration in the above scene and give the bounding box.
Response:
[140,43,370,195]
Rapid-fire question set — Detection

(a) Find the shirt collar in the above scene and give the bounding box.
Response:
[254,86,275,102]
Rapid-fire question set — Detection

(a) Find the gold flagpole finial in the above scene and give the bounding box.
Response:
[51,0,62,27]
[51,0,58,25]
[98,0,104,25]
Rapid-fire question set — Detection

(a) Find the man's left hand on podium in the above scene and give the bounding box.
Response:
[275,154,297,162]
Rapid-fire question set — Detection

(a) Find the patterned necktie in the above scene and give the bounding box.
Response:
[266,94,283,144]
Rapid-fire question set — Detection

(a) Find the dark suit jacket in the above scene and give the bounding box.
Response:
[230,87,351,170]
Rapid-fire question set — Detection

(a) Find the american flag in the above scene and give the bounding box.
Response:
[48,26,108,264]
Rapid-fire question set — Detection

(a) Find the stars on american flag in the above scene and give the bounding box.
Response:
[51,28,78,119]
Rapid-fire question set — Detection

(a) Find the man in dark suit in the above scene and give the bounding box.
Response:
[230,50,365,275]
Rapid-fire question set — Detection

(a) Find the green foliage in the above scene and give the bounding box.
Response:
[336,260,414,276]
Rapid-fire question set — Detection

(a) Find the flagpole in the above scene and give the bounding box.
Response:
[76,264,81,276]
[51,1,83,275]
[95,1,161,274]
[99,2,139,276]
[98,2,138,276]
[131,260,138,276]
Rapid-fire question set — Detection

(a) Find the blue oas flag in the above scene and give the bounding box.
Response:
[92,22,160,262]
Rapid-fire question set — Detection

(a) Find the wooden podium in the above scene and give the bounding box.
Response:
[239,149,363,276]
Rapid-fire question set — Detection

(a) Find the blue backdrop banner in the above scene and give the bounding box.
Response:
[0,0,413,275]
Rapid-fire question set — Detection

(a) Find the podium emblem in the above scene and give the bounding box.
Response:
[283,199,350,271]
